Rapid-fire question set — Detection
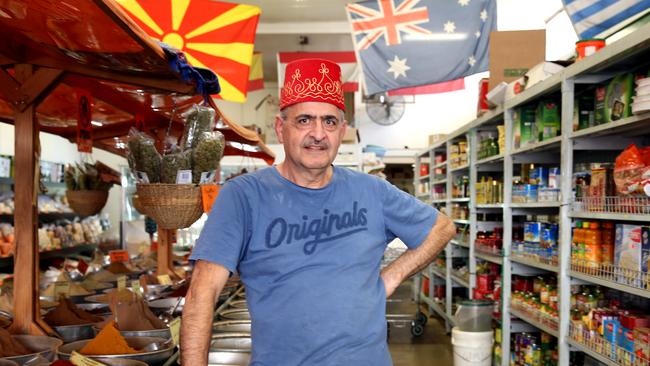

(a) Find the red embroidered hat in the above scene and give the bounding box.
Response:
[280,58,345,111]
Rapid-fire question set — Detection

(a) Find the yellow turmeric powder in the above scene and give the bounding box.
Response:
[79,321,140,355]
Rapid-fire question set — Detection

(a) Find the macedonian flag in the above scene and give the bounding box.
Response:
[116,0,261,103]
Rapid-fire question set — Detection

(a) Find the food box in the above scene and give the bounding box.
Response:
[536,99,561,141]
[575,91,596,131]
[615,224,644,286]
[634,328,650,362]
[642,227,650,274]
[594,85,607,125]
[525,222,543,244]
[525,61,565,89]
[548,167,560,189]
[514,105,537,149]
[605,73,635,123]
[530,167,549,187]
[420,163,429,177]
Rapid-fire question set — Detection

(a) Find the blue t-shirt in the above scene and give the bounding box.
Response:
[191,166,438,365]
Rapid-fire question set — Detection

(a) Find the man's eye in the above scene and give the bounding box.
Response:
[325,119,338,126]
[297,118,309,124]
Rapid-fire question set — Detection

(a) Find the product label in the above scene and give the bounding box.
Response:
[135,171,150,184]
[170,317,182,347]
[117,276,127,291]
[176,170,192,184]
[71,351,106,366]
[200,171,217,184]
[109,250,129,263]
[201,184,220,213]
[131,280,142,297]
[157,274,173,285]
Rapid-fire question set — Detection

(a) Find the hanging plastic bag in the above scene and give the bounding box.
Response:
[161,149,192,184]
[127,127,161,183]
[192,131,225,184]
[614,144,650,195]
[180,104,216,151]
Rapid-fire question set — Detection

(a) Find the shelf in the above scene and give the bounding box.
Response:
[450,240,469,248]
[570,211,650,223]
[453,219,470,225]
[475,203,503,209]
[504,71,563,110]
[431,198,447,204]
[511,136,562,156]
[450,197,470,203]
[422,272,430,280]
[510,201,561,208]
[511,255,559,273]
[509,307,559,338]
[431,267,446,279]
[566,339,619,366]
[432,161,447,169]
[450,164,469,173]
[475,250,503,265]
[0,243,97,268]
[416,193,429,200]
[571,112,650,139]
[450,272,470,288]
[417,175,430,181]
[476,154,504,166]
[431,179,447,185]
[420,294,450,323]
[570,270,650,299]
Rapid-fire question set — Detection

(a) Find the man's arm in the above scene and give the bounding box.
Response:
[181,260,231,365]
[381,213,456,297]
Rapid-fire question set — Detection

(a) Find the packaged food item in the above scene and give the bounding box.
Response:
[160,150,192,184]
[515,105,537,148]
[594,85,607,125]
[634,328,650,363]
[614,144,650,195]
[642,227,650,274]
[127,128,161,183]
[525,222,543,243]
[536,99,561,141]
[191,131,225,184]
[615,224,644,286]
[548,167,560,189]
[589,164,614,199]
[575,91,595,130]
[180,105,216,150]
[606,73,634,122]
[530,167,549,187]
[539,188,559,202]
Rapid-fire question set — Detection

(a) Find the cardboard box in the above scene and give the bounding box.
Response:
[615,224,644,286]
[343,127,358,143]
[536,99,561,141]
[428,134,448,146]
[525,62,565,89]
[605,73,634,122]
[488,30,546,91]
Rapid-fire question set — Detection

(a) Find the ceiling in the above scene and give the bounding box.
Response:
[231,0,355,84]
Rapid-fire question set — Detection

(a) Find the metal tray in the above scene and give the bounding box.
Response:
[2,335,63,364]
[58,336,173,366]
[217,309,250,321]
[54,323,97,343]
[212,320,251,334]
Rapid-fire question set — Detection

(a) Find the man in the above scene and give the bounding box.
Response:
[181,58,455,365]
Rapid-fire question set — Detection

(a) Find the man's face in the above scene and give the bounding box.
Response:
[275,102,347,171]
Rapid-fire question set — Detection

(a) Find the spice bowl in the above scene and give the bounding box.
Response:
[58,336,173,366]
[54,323,98,343]
[0,359,18,366]
[2,335,63,364]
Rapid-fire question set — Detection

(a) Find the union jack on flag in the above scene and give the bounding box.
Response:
[346,0,497,95]
[347,0,432,50]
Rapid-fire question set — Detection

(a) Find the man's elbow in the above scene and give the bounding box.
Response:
[437,214,456,242]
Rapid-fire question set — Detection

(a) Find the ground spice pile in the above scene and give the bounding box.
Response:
[0,327,32,357]
[79,321,140,355]
[44,297,103,326]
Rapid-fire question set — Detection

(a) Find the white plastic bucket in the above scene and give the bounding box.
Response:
[451,327,494,366]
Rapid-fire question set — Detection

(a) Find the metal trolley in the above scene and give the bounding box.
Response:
[382,247,428,338]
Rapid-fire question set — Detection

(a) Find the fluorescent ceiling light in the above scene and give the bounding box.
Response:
[91,121,103,127]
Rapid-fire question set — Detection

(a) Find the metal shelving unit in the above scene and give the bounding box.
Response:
[411,23,650,366]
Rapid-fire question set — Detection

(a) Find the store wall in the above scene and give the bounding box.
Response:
[0,123,125,238]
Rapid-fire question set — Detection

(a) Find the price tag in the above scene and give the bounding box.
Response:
[71,351,107,366]
[135,171,150,184]
[54,281,70,297]
[200,170,217,184]
[201,184,220,213]
[131,280,142,297]
[169,317,181,347]
[117,276,127,291]
[157,274,173,285]
[176,170,193,184]
[109,250,129,263]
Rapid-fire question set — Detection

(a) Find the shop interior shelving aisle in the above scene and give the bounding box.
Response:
[412,22,650,366]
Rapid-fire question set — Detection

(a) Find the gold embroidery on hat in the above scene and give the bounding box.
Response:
[281,63,344,108]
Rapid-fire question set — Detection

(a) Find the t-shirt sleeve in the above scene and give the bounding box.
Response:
[379,179,439,249]
[189,181,249,273]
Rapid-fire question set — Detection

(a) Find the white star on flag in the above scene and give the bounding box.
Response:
[468,56,476,66]
[458,0,470,6]
[475,31,481,38]
[387,55,410,79]
[443,21,456,33]
[480,9,488,21]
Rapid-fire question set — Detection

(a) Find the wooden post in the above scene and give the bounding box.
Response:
[156,228,176,277]
[7,64,62,336]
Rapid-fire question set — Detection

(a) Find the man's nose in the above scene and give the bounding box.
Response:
[309,120,327,140]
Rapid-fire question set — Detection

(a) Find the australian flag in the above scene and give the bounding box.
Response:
[346,0,497,95]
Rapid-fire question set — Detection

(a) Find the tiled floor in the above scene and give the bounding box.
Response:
[387,281,453,366]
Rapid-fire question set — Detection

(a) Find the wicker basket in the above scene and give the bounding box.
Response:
[66,190,109,216]
[133,184,203,229]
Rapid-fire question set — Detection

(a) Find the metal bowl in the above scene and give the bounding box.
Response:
[0,359,18,366]
[30,358,147,366]
[40,293,90,304]
[76,303,111,316]
[148,297,185,314]
[217,309,250,321]
[210,333,251,353]
[58,336,173,366]
[227,300,247,310]
[212,320,251,334]
[54,323,97,343]
[2,335,63,364]
[207,351,250,365]
[119,328,171,340]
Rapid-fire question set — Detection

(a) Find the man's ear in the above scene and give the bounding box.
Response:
[274,114,285,144]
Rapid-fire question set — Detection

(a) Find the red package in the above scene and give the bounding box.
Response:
[614,144,650,195]
[641,147,650,166]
